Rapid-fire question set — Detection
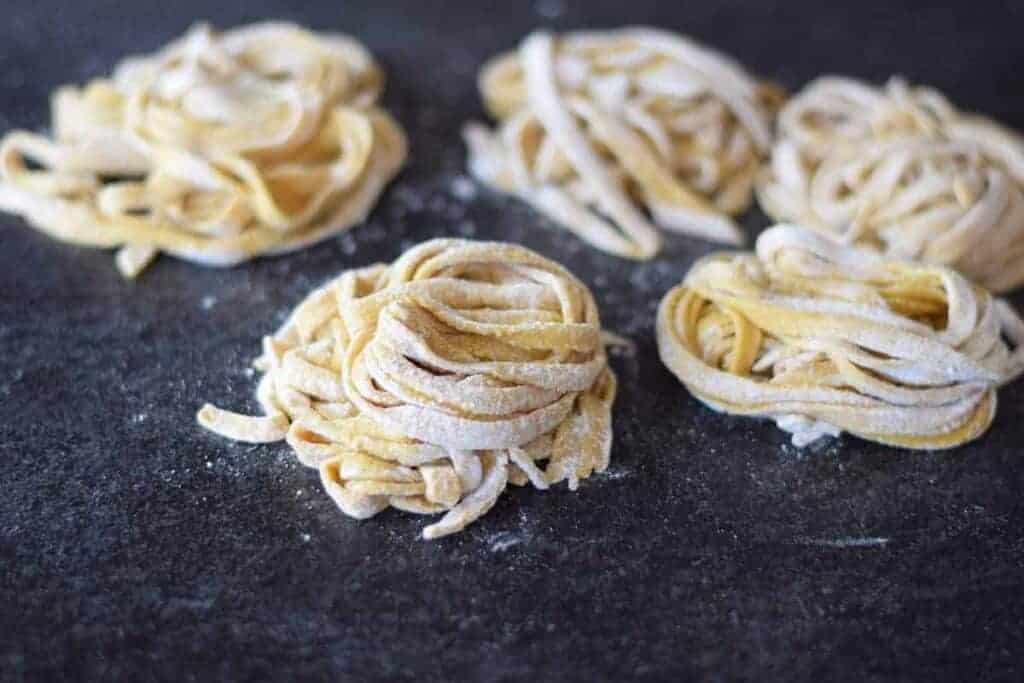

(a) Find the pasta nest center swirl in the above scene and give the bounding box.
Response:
[339,239,610,450]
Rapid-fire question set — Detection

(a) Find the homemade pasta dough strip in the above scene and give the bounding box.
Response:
[199,239,618,539]
[656,224,1024,449]
[464,27,781,259]
[0,22,407,277]
[758,76,1024,293]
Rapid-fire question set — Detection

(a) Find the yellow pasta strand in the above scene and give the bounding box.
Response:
[0,22,407,278]
[656,224,1024,449]
[198,239,618,539]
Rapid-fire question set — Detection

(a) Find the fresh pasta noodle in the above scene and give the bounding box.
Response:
[463,28,781,260]
[0,22,407,278]
[198,238,617,539]
[758,76,1024,293]
[656,224,1024,449]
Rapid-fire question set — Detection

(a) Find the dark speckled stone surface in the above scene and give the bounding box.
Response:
[3,1,1024,681]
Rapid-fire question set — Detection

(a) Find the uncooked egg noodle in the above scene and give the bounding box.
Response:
[758,76,1024,293]
[198,239,617,539]
[656,224,1024,449]
[464,28,781,260]
[0,22,407,277]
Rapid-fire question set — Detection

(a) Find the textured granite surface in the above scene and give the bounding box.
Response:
[2,1,1024,680]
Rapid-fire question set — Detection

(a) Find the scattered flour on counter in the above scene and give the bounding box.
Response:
[340,233,358,255]
[450,176,477,201]
[361,222,388,243]
[427,194,449,214]
[800,536,890,548]
[200,295,217,311]
[394,186,427,213]
[489,531,524,553]
[628,260,683,293]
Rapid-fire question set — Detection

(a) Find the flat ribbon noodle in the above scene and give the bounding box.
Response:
[198,239,618,539]
[758,76,1024,293]
[0,22,407,277]
[656,224,1024,449]
[463,27,782,260]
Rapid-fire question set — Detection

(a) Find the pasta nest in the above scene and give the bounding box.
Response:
[656,225,1024,449]
[464,28,781,260]
[199,239,617,539]
[0,22,407,277]
[758,77,1024,293]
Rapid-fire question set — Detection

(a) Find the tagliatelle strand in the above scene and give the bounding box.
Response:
[198,239,617,539]
[464,27,781,260]
[0,22,407,278]
[656,224,1024,449]
[758,76,1024,293]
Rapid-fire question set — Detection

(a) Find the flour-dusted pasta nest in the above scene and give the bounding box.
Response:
[198,239,617,539]
[656,224,1024,449]
[758,76,1024,293]
[0,22,407,278]
[463,28,781,260]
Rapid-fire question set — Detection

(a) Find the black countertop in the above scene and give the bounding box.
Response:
[3,1,1024,680]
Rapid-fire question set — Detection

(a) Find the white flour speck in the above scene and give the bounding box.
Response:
[301,533,311,543]
[395,186,426,212]
[200,296,217,311]
[450,176,478,201]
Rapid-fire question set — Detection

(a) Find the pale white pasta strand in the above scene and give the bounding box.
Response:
[198,239,618,539]
[758,76,1024,293]
[464,27,780,260]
